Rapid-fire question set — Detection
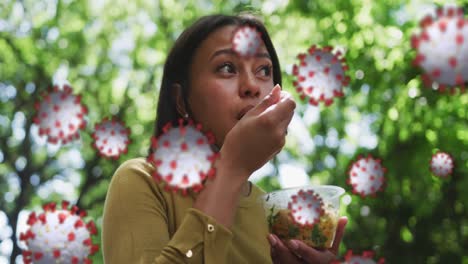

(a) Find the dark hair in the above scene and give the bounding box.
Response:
[153,14,282,138]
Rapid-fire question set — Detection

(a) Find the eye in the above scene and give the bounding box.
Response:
[257,65,272,77]
[217,62,236,74]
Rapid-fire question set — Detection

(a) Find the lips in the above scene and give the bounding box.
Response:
[237,105,254,120]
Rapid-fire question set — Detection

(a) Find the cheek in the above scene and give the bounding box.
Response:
[188,83,237,143]
[190,80,235,113]
[189,85,234,124]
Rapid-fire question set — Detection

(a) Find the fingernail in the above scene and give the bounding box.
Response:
[288,240,298,250]
[268,234,277,247]
[273,84,281,92]
[265,86,278,101]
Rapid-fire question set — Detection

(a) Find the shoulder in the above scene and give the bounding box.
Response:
[106,157,169,209]
[109,157,157,191]
[115,157,154,175]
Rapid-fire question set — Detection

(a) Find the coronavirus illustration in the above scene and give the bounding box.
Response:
[287,189,325,227]
[19,201,99,264]
[147,119,219,195]
[430,151,454,178]
[232,25,262,57]
[292,45,350,106]
[92,117,131,159]
[411,5,468,93]
[336,250,385,264]
[33,84,88,144]
[347,154,387,197]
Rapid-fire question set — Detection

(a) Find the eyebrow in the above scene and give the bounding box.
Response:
[209,48,271,61]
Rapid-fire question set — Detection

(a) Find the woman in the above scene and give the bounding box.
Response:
[102,14,347,264]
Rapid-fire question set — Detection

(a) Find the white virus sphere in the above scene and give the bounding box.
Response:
[33,84,88,144]
[292,45,350,106]
[430,151,454,178]
[232,26,262,57]
[287,189,325,227]
[20,201,99,264]
[411,5,468,93]
[92,117,131,159]
[338,250,385,264]
[147,119,219,195]
[347,155,386,197]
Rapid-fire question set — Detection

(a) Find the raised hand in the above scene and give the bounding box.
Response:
[220,84,296,177]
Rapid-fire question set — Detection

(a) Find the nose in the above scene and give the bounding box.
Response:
[239,72,261,98]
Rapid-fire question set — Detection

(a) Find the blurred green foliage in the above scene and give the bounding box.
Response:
[1,0,467,263]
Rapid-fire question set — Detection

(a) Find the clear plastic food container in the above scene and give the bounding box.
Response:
[261,185,345,249]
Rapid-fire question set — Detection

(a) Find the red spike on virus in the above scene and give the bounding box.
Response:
[430,151,454,178]
[292,45,349,106]
[287,189,325,228]
[19,201,99,264]
[92,117,131,159]
[33,84,88,144]
[411,5,468,93]
[232,25,262,57]
[333,249,385,264]
[347,154,386,197]
[147,120,219,195]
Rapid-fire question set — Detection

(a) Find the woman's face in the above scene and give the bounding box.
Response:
[187,25,275,146]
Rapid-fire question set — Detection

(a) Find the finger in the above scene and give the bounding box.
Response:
[268,235,280,264]
[262,92,296,123]
[330,216,348,255]
[288,239,336,264]
[268,234,282,264]
[247,84,281,117]
[265,98,295,150]
[270,235,302,263]
[268,105,295,137]
[275,104,295,131]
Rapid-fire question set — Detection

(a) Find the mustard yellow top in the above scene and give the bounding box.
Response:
[102,158,273,264]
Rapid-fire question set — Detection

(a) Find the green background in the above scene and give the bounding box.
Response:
[1,0,467,263]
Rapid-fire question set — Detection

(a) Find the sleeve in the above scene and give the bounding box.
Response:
[102,159,233,264]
